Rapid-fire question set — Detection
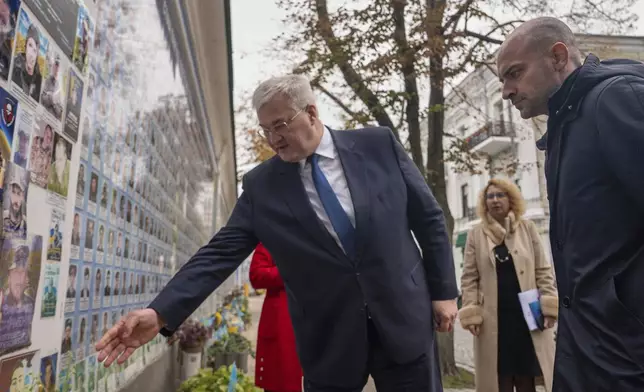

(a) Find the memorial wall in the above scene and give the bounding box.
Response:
[0,0,224,391]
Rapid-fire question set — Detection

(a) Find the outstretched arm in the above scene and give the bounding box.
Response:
[149,176,259,335]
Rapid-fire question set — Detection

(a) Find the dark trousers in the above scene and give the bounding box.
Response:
[304,318,432,392]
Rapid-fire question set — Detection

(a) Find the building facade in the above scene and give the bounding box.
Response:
[444,34,644,288]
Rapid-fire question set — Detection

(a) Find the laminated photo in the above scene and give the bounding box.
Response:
[98,176,108,220]
[39,352,57,392]
[82,218,94,263]
[0,235,43,355]
[79,265,92,311]
[69,212,80,259]
[87,170,98,216]
[24,0,79,59]
[11,8,48,103]
[27,118,53,188]
[64,264,76,314]
[46,207,64,262]
[62,67,83,142]
[75,162,85,209]
[46,131,71,197]
[72,5,93,74]
[11,114,29,169]
[39,45,67,122]
[39,262,59,318]
[92,266,101,310]
[75,316,87,360]
[3,162,28,239]
[0,350,38,391]
[0,0,20,81]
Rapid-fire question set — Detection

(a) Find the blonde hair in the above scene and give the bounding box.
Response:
[476,177,526,219]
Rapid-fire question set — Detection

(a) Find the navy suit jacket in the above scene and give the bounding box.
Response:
[149,127,458,386]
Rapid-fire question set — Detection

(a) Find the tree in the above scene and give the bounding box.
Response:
[267,0,637,376]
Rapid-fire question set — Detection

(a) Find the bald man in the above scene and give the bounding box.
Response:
[497,17,644,392]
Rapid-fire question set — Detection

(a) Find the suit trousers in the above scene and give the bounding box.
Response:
[304,317,431,392]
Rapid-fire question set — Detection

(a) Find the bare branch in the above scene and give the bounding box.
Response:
[442,0,477,33]
[462,29,503,45]
[311,81,369,126]
[314,0,399,140]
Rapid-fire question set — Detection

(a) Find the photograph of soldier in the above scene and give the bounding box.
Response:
[3,163,27,239]
[84,219,94,251]
[0,238,41,354]
[77,163,85,198]
[47,133,72,197]
[11,10,45,101]
[107,230,114,255]
[61,318,72,354]
[72,10,92,73]
[28,121,53,188]
[70,213,80,246]
[90,314,98,346]
[40,52,64,120]
[0,0,19,81]
[104,269,111,297]
[93,268,101,297]
[116,232,122,257]
[65,265,76,299]
[80,267,89,298]
[113,270,120,296]
[89,172,98,204]
[97,225,104,252]
[100,181,107,209]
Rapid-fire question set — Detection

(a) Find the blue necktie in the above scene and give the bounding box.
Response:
[309,154,356,257]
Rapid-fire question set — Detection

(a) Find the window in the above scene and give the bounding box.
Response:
[460,184,469,217]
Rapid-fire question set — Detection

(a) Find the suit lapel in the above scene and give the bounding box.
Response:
[332,130,371,264]
[275,160,348,264]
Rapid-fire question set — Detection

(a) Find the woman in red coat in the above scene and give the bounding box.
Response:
[249,243,303,392]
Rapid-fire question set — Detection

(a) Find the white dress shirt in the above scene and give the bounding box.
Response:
[299,127,355,252]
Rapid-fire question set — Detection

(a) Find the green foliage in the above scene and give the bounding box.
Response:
[207,333,253,357]
[178,366,260,392]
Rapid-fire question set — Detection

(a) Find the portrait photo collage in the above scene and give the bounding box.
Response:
[0,0,210,391]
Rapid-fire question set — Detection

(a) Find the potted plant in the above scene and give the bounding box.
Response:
[178,366,260,392]
[226,332,253,373]
[206,332,253,373]
[175,319,212,380]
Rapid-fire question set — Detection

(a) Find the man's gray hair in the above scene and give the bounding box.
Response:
[251,74,316,111]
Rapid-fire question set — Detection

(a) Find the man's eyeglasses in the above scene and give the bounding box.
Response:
[258,108,305,139]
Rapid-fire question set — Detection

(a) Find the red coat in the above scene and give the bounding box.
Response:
[249,244,303,391]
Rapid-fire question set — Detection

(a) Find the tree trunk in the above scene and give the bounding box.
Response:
[426,17,458,376]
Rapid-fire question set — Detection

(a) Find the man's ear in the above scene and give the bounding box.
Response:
[550,42,570,71]
[305,104,319,124]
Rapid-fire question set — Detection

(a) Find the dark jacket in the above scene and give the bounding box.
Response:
[150,127,457,388]
[537,54,644,391]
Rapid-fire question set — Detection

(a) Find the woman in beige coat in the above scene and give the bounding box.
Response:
[458,178,558,392]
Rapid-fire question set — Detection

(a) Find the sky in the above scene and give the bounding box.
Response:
[230,0,644,128]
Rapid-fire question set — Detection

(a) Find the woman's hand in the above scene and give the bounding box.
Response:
[468,325,480,336]
[544,316,556,329]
